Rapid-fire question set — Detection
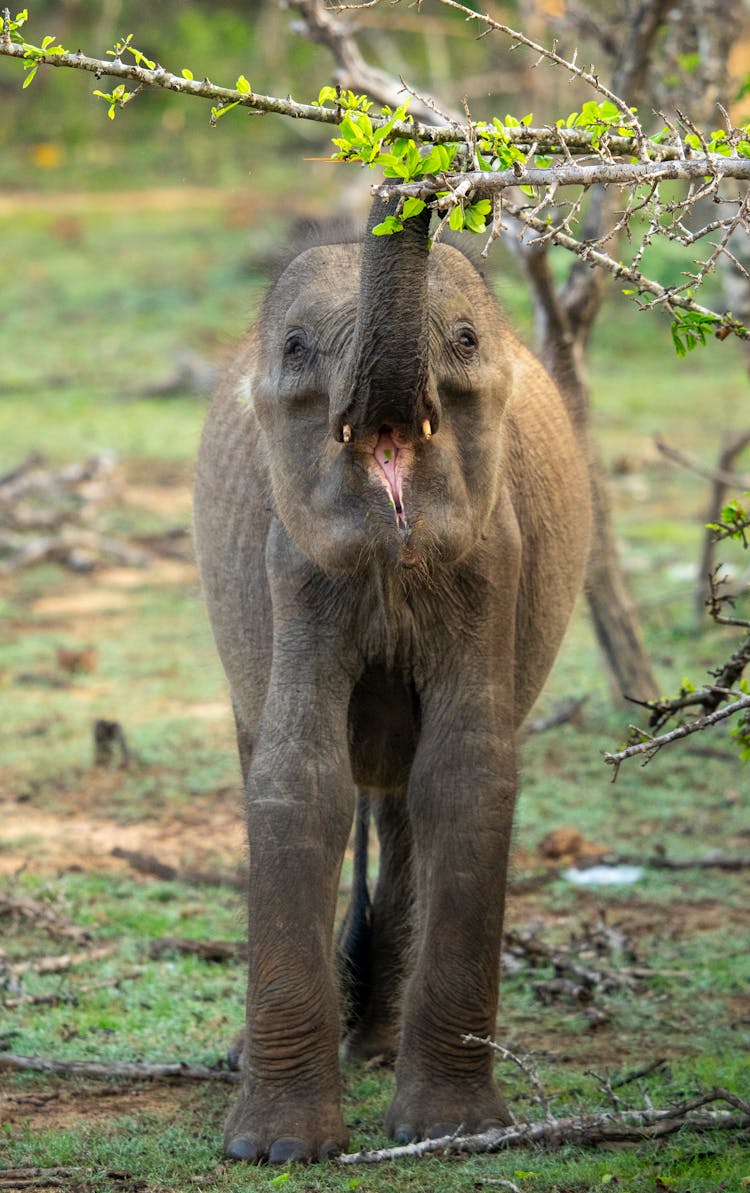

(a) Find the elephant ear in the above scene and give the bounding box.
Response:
[336,194,438,443]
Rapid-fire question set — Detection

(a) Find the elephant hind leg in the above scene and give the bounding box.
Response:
[341,788,413,1064]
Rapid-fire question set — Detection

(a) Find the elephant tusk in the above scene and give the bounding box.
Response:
[342,424,352,444]
[422,419,432,441]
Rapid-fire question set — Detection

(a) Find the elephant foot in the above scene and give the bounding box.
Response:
[384,1078,511,1143]
[224,1084,349,1164]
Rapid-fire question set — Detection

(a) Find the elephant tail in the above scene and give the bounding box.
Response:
[337,789,374,1033]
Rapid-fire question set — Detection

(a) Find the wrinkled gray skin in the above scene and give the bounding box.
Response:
[193,197,591,1164]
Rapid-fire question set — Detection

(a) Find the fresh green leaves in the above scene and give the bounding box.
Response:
[107,33,155,70]
[92,82,137,119]
[670,308,722,356]
[557,99,636,143]
[15,28,66,88]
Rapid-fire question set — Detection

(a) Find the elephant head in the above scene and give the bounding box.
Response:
[248,195,515,574]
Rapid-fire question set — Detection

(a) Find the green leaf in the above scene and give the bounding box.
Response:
[401,197,426,219]
[317,84,338,106]
[371,215,403,236]
[235,74,252,95]
[449,205,464,231]
[22,62,38,87]
[181,68,193,80]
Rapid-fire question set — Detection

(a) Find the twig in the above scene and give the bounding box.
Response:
[654,435,750,489]
[525,695,587,735]
[2,973,141,1011]
[607,851,750,872]
[7,945,115,976]
[603,694,750,776]
[0,1052,240,1082]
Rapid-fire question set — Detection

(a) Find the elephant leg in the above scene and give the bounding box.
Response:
[385,675,516,1142]
[343,787,413,1064]
[224,531,358,1164]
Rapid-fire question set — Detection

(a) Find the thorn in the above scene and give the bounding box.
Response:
[422,419,432,440]
[342,423,352,444]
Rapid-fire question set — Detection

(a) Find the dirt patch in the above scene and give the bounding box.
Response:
[0,1080,201,1130]
[0,790,244,878]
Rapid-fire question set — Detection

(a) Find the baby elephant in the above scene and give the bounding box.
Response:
[193,195,590,1162]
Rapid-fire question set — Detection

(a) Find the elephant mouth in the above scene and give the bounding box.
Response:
[372,427,411,535]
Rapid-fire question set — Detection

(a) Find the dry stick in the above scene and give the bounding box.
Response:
[3,973,142,1011]
[148,937,246,962]
[0,1169,90,1189]
[609,851,750,871]
[337,1090,749,1163]
[111,847,247,892]
[0,1053,240,1083]
[8,945,115,976]
[603,694,750,776]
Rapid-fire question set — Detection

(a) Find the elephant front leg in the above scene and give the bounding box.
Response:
[225,654,356,1162]
[386,689,516,1142]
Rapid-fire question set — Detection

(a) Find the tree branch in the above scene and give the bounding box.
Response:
[603,693,750,776]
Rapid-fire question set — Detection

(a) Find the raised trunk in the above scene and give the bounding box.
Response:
[334,195,438,442]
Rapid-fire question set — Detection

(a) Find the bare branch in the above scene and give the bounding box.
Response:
[337,1089,749,1163]
[603,694,750,775]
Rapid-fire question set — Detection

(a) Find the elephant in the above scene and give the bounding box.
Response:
[193,194,591,1163]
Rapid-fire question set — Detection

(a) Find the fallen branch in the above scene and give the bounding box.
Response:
[525,696,587,736]
[0,895,91,945]
[7,945,115,977]
[148,937,246,962]
[2,973,141,1011]
[0,1168,90,1190]
[607,850,750,872]
[0,1052,240,1083]
[337,1089,749,1163]
[112,847,247,891]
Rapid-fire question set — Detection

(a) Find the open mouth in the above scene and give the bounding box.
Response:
[373,427,409,533]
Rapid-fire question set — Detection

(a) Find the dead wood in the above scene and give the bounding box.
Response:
[0,895,91,944]
[148,937,246,962]
[609,850,750,871]
[0,452,190,573]
[111,847,247,891]
[3,974,141,1011]
[524,696,588,735]
[8,945,115,976]
[0,1052,240,1083]
[337,1089,750,1163]
[0,1167,89,1189]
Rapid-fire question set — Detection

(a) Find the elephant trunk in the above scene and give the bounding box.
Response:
[334,195,439,443]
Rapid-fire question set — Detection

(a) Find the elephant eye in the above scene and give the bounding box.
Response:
[284,329,311,361]
[453,325,478,354]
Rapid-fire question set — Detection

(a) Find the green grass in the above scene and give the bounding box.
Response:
[1,197,749,1192]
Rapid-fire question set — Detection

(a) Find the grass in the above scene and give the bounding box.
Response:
[1,194,749,1192]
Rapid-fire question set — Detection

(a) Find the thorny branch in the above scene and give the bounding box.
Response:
[2,7,750,337]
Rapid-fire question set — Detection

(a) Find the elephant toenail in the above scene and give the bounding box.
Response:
[225,1135,261,1163]
[268,1136,311,1164]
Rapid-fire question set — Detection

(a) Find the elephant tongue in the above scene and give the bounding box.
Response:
[374,430,407,528]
